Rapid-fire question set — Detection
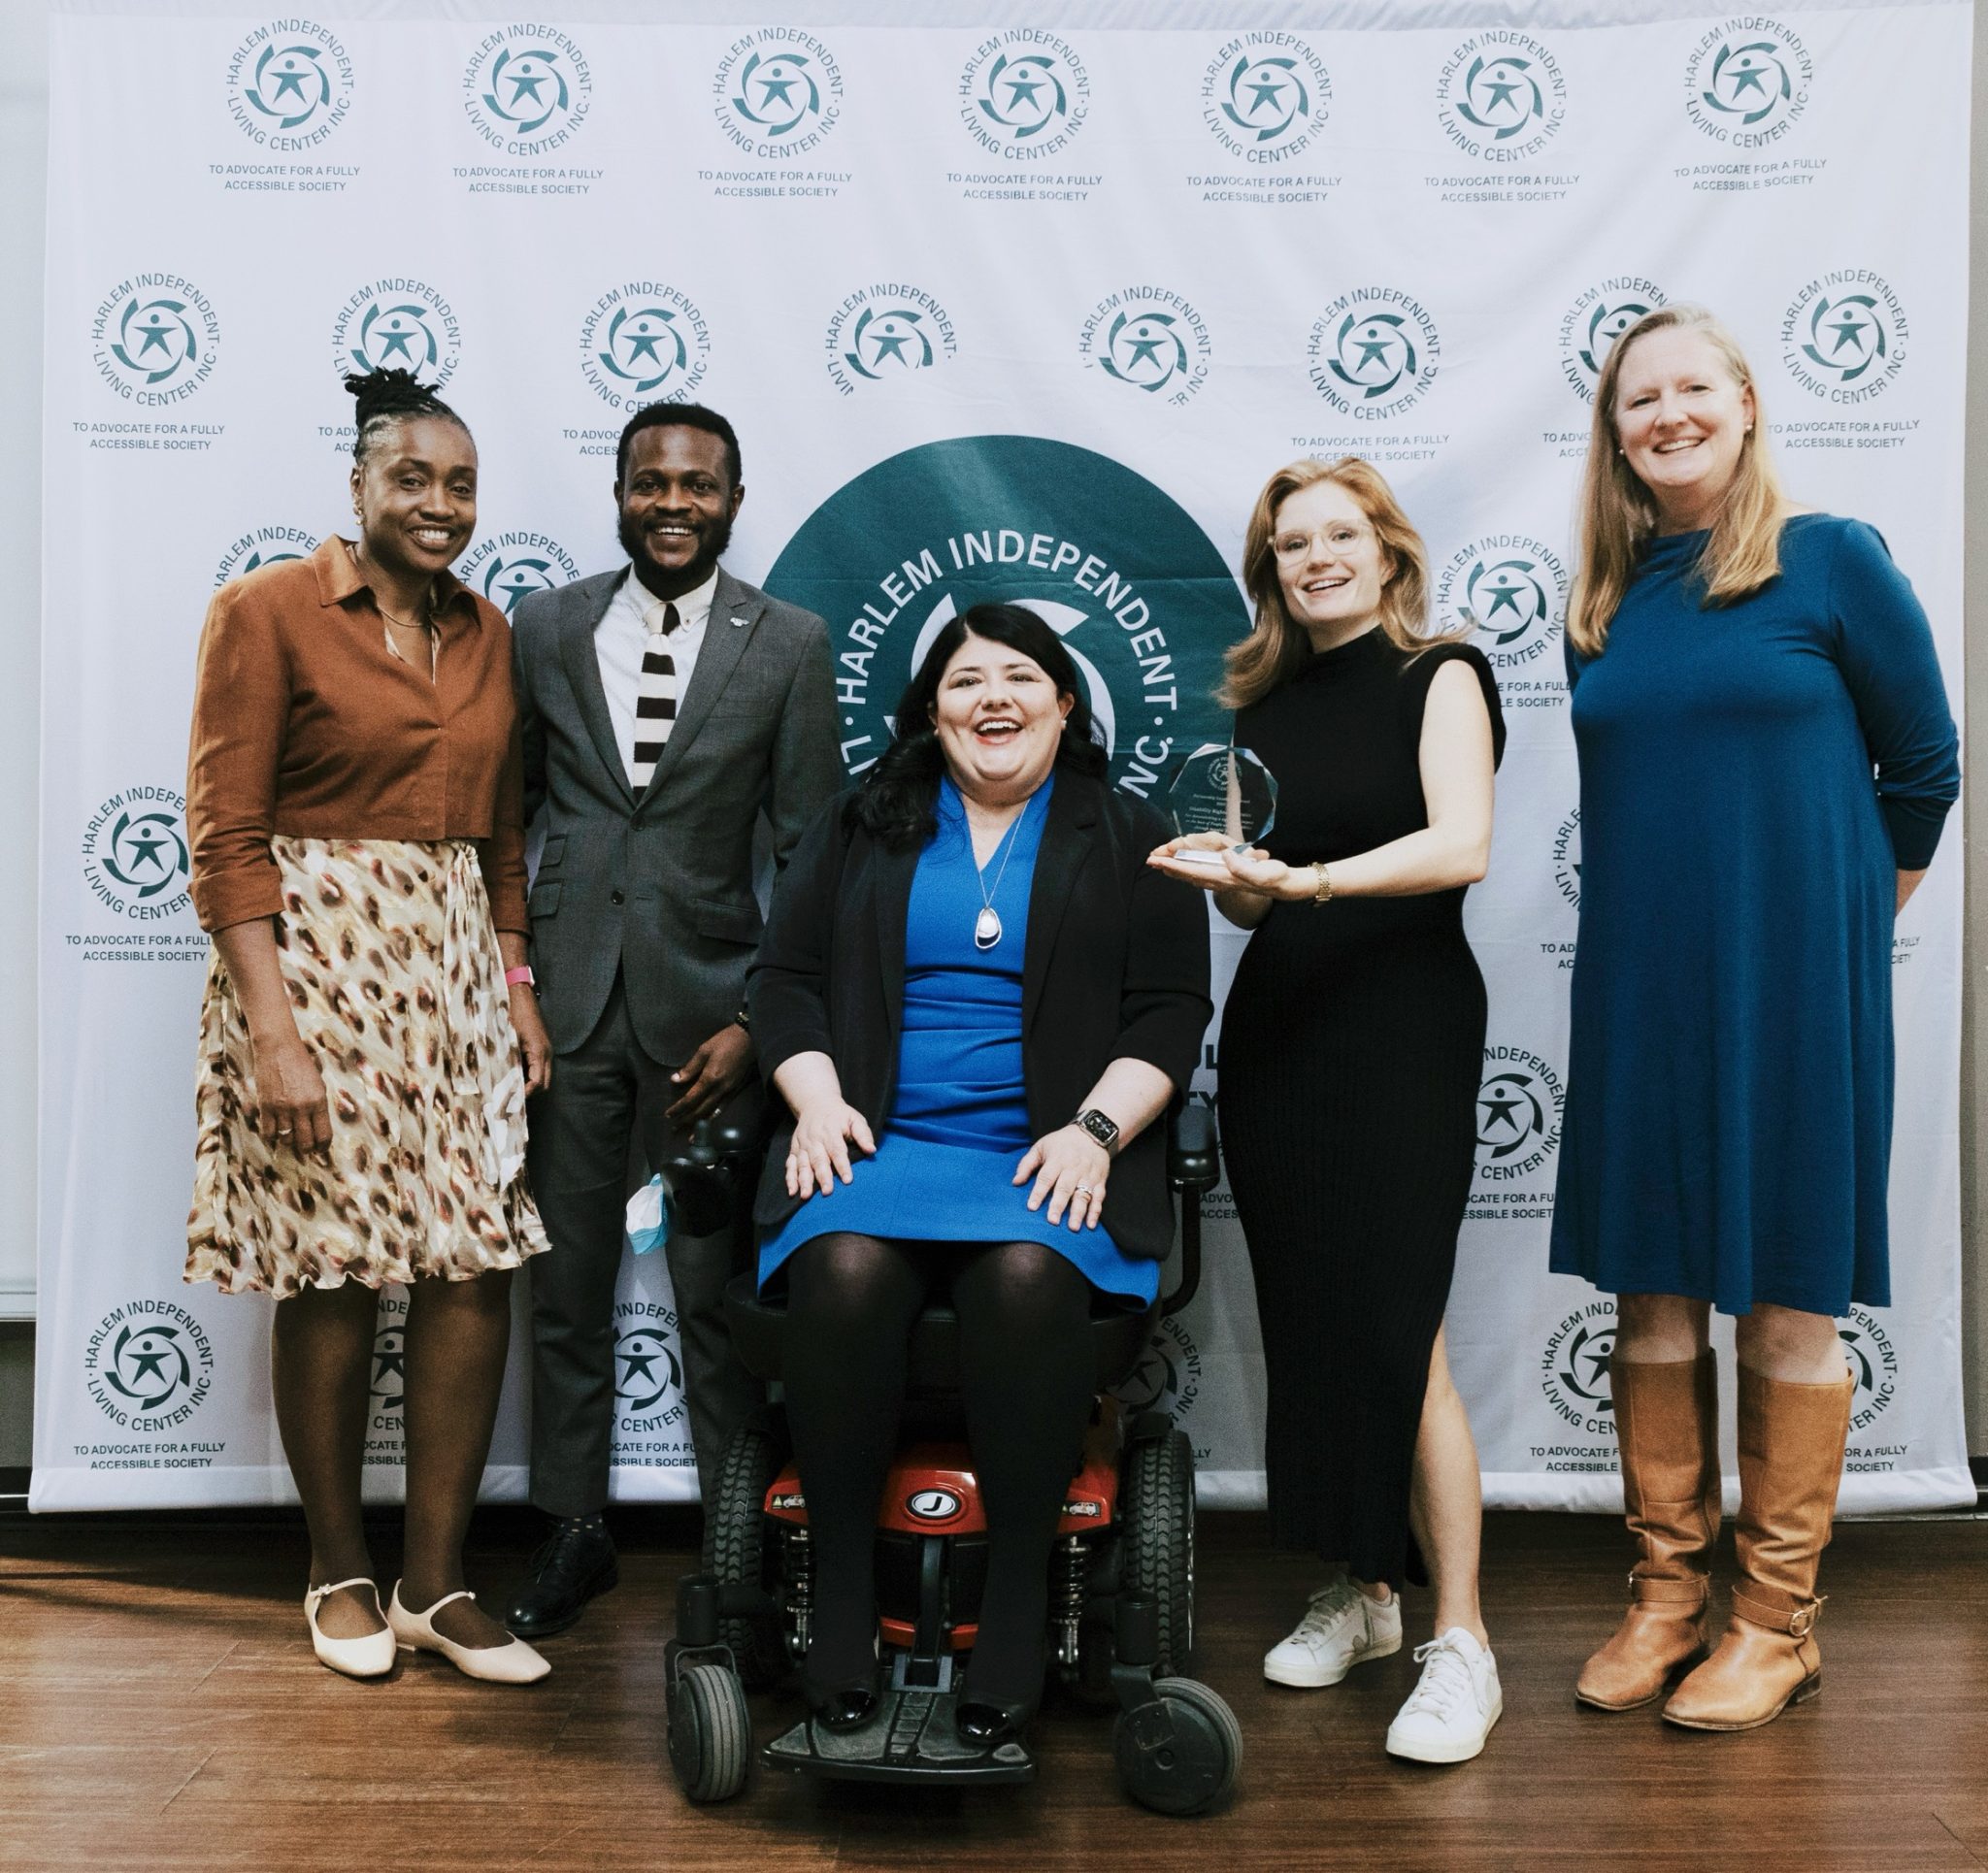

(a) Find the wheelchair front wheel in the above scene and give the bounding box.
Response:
[1112,1676,1242,1818]
[668,1659,752,1803]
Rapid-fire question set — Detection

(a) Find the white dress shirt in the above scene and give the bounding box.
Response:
[596,564,718,789]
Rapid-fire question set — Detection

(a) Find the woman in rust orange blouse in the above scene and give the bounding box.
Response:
[185,369,554,1684]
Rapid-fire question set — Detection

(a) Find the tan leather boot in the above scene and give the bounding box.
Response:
[1575,1351,1720,1710]
[1662,1364,1853,1731]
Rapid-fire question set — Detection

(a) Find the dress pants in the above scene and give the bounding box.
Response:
[525,973,762,1517]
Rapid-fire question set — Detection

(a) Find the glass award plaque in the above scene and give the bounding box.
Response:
[1166,744,1278,867]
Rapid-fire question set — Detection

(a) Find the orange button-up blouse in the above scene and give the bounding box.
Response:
[185,537,528,935]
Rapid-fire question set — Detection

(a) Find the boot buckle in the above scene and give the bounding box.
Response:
[1786,1596,1824,1639]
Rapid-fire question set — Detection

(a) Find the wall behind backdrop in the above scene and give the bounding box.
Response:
[27,0,1978,1513]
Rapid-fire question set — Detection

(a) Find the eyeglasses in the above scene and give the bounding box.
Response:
[1272,524,1375,561]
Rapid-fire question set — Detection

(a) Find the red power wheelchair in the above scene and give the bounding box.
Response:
[661,1104,1241,1816]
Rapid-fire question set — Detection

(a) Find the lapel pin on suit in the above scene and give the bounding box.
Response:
[730,614,747,627]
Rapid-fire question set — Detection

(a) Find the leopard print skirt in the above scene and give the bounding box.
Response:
[185,838,548,1298]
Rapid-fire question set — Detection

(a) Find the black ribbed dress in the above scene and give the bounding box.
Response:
[1220,629,1503,1588]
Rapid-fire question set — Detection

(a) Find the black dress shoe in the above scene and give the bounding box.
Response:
[956,1696,1032,1748]
[802,1637,882,1732]
[812,1688,879,1732]
[504,1516,617,1638]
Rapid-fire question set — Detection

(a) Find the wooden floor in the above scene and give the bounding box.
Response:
[1,1504,1984,1871]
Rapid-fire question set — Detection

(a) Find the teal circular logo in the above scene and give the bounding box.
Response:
[580,280,711,409]
[370,1321,405,1418]
[1782,271,1908,404]
[460,531,581,613]
[827,286,957,395]
[215,523,315,587]
[1307,288,1440,419]
[91,274,221,405]
[714,30,844,157]
[83,1300,215,1430]
[1552,806,1581,913]
[83,785,191,918]
[1079,289,1212,405]
[614,1328,683,1416]
[612,1300,686,1435]
[1474,1042,1566,1188]
[1201,33,1331,163]
[332,278,461,388]
[1839,1305,1898,1429]
[1685,21,1811,147]
[960,32,1090,162]
[225,20,354,149]
[464,27,592,155]
[1541,1304,1617,1430]
[1436,533,1568,670]
[1436,32,1567,163]
[1558,278,1666,404]
[765,436,1246,793]
[1111,1315,1203,1425]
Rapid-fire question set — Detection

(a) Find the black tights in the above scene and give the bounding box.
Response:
[782,1232,1097,1712]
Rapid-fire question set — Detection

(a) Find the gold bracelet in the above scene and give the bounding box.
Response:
[1311,863,1333,904]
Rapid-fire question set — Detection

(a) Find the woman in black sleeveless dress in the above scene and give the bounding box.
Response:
[1151,457,1505,1763]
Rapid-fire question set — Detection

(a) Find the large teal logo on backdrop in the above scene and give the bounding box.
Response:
[766,437,1246,794]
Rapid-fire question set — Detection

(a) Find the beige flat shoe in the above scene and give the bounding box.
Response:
[388,1583,550,1685]
[305,1577,396,1680]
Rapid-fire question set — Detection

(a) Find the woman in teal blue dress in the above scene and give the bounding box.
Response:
[1552,307,1958,1734]
[748,604,1211,1745]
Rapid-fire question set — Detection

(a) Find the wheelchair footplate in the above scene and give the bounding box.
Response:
[763,1672,1035,1787]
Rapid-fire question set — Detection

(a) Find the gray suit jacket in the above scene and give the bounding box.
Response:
[512,564,839,1062]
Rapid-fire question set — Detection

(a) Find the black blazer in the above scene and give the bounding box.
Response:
[747,768,1213,1263]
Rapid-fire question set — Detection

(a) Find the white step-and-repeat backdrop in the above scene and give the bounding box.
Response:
[34,2,1973,1514]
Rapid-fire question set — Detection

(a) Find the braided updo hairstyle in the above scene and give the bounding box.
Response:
[345,367,469,465]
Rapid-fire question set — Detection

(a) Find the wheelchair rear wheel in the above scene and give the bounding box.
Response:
[703,1422,791,1690]
[1121,1427,1195,1675]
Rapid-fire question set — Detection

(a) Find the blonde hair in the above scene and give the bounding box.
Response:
[1221,457,1459,711]
[1568,304,1787,657]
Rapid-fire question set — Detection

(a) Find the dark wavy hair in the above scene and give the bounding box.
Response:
[345,367,469,466]
[845,604,1109,850]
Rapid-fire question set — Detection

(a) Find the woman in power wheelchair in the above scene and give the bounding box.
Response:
[740,604,1212,1756]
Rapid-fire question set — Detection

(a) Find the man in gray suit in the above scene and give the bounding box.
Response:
[504,402,837,1637]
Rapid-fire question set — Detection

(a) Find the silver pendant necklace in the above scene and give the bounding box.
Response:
[971,805,1026,950]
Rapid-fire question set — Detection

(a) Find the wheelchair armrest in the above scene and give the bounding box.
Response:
[1166,1103,1220,1195]
[1160,1105,1217,1320]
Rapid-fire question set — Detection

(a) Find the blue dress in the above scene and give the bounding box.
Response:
[1550,515,1959,1316]
[757,774,1159,1305]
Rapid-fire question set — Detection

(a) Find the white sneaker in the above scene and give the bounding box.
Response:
[1263,1574,1403,1688]
[1385,1627,1503,1763]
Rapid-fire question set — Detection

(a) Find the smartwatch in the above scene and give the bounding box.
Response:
[1074,1107,1121,1155]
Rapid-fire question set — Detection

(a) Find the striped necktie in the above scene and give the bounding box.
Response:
[630,598,679,792]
